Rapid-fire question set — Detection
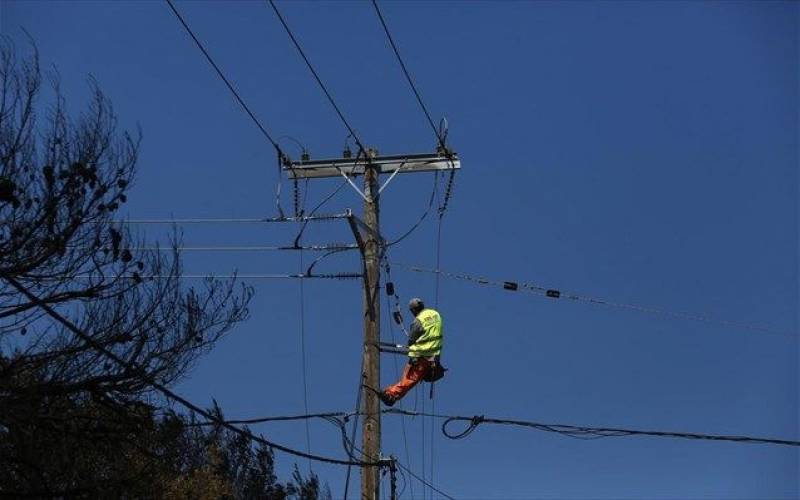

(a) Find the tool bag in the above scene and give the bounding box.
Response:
[423,358,447,383]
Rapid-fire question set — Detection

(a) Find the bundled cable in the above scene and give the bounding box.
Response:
[384,409,800,448]
[394,264,794,337]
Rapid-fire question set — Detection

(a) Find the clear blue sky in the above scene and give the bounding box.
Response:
[2,1,797,498]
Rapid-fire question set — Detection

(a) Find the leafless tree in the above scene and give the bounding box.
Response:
[0,38,254,490]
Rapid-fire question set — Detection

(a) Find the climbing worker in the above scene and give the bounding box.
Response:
[380,298,444,407]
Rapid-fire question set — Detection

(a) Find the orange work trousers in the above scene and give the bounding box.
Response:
[383,357,433,401]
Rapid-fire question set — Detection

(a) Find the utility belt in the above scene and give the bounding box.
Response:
[408,354,439,364]
[409,355,446,383]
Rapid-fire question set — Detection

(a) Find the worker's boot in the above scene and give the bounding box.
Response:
[378,391,396,407]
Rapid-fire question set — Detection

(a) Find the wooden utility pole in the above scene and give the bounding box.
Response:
[361,158,381,499]
[285,150,459,500]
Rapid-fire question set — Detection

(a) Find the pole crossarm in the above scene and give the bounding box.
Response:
[285,152,459,179]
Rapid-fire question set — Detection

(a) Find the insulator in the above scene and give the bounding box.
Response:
[385,282,395,296]
[546,289,561,299]
[503,281,518,291]
[393,311,403,325]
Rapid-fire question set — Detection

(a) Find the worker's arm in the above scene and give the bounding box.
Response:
[407,318,424,346]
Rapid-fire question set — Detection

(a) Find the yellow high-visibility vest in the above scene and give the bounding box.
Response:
[409,308,443,358]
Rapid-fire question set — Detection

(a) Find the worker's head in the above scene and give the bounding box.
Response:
[408,298,425,316]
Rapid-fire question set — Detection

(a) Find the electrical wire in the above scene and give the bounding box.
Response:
[0,273,382,467]
[342,356,365,499]
[298,249,312,471]
[184,408,800,448]
[186,411,348,426]
[293,181,349,248]
[387,171,439,247]
[393,264,795,337]
[107,213,349,225]
[370,0,446,152]
[382,264,415,499]
[421,382,427,500]
[165,0,284,157]
[74,273,361,280]
[384,409,800,448]
[97,244,358,252]
[267,0,367,154]
[394,458,456,500]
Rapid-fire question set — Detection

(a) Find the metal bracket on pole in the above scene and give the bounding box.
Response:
[345,209,366,253]
[348,212,385,247]
[339,168,368,202]
[378,160,408,195]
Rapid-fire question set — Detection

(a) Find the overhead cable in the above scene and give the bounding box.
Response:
[381,263,416,499]
[387,172,439,247]
[298,250,312,470]
[370,0,446,152]
[394,458,456,500]
[293,181,349,248]
[267,0,367,154]
[87,244,357,253]
[75,273,361,280]
[342,357,365,500]
[186,411,348,426]
[165,0,284,157]
[0,273,381,467]
[108,212,349,225]
[394,264,794,337]
[384,409,800,448]
[179,408,800,448]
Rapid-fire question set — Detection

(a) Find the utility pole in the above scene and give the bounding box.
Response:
[287,150,459,500]
[361,154,382,498]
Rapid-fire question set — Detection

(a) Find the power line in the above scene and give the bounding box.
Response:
[80,244,357,252]
[108,212,349,225]
[298,250,312,471]
[394,264,794,337]
[165,0,284,156]
[342,357,365,499]
[293,181,349,248]
[179,408,800,448]
[267,0,367,154]
[0,272,381,467]
[382,266,415,500]
[387,172,439,247]
[74,273,362,280]
[384,409,800,448]
[394,458,456,500]
[186,411,348,426]
[370,0,446,151]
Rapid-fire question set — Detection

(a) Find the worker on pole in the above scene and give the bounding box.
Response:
[380,298,444,406]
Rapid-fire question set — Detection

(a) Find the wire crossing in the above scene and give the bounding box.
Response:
[1,273,381,467]
[181,408,800,448]
[395,264,794,337]
[384,409,800,448]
